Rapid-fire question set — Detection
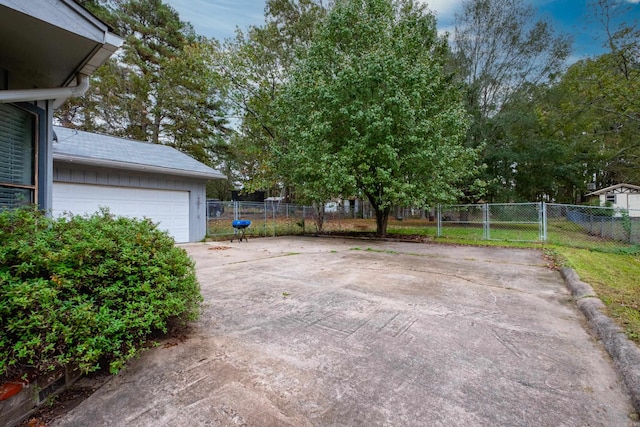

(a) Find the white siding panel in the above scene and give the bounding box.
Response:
[53,183,190,243]
[628,195,640,217]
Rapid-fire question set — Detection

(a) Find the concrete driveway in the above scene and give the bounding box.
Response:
[53,237,637,426]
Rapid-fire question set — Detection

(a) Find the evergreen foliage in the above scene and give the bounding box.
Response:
[0,207,202,381]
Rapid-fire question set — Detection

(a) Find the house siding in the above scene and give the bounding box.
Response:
[54,163,207,242]
[597,193,640,217]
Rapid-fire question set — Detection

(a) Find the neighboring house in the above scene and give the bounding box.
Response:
[0,0,122,211]
[586,183,640,217]
[52,126,226,243]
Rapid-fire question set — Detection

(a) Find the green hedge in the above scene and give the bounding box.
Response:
[0,206,202,381]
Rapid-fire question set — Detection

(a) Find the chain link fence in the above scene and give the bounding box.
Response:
[545,203,640,247]
[207,201,309,238]
[437,203,543,242]
[437,203,486,241]
[207,199,384,239]
[207,200,640,248]
[437,202,640,246]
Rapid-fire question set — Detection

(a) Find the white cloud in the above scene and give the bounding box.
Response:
[166,0,266,40]
[166,0,467,41]
[417,0,465,25]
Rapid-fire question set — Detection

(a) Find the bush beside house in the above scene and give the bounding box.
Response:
[0,206,202,384]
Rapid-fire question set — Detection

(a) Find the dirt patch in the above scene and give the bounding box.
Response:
[318,230,433,243]
[18,321,192,426]
[19,370,111,427]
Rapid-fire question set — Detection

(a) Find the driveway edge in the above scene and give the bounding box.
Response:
[560,267,640,414]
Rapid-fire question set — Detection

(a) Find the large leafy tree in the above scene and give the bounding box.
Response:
[57,0,230,167]
[274,0,477,236]
[548,54,640,188]
[452,0,571,202]
[574,0,640,186]
[526,0,640,193]
[216,0,329,193]
[452,0,571,118]
[483,82,597,202]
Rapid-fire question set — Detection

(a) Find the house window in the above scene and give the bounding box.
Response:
[606,194,616,204]
[0,103,37,209]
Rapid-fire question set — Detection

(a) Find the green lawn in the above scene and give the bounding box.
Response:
[554,246,640,343]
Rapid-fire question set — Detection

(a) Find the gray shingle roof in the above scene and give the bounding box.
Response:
[52,126,225,180]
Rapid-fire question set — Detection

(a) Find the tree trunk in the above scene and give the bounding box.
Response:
[373,205,390,237]
[312,201,325,232]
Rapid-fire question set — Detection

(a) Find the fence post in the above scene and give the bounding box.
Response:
[271,203,275,237]
[263,202,267,237]
[437,204,442,237]
[540,202,547,242]
[483,203,489,240]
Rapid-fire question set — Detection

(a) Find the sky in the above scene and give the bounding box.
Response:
[165,0,640,60]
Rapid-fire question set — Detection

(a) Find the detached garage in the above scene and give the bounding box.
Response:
[52,126,225,242]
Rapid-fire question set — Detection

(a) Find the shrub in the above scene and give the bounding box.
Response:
[0,206,202,381]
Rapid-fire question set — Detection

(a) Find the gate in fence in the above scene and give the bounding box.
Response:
[437,203,543,242]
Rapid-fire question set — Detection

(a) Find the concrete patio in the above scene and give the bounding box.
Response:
[53,237,638,426]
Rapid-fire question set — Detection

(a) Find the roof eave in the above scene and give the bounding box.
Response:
[74,32,123,84]
[586,183,640,196]
[53,154,227,181]
[0,0,123,90]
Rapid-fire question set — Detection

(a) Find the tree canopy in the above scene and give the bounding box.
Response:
[215,0,329,194]
[451,0,572,202]
[491,0,640,201]
[452,0,571,118]
[558,0,640,187]
[57,0,230,170]
[273,0,477,235]
[64,0,639,206]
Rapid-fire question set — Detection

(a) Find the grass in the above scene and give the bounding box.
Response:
[207,217,306,239]
[554,246,640,343]
[350,247,399,254]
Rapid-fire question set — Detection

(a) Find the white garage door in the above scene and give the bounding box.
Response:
[53,183,190,243]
